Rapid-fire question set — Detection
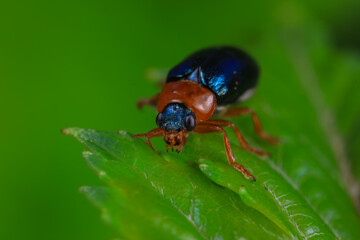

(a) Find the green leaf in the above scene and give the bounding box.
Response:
[320,52,360,180]
[64,128,288,239]
[64,118,359,239]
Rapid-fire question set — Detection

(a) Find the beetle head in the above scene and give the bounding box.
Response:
[156,103,195,152]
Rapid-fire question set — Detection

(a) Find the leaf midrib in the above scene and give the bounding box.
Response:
[285,33,359,211]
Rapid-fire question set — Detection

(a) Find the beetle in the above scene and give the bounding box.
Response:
[132,46,278,181]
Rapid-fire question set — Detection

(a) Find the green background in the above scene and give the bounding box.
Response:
[1,0,359,239]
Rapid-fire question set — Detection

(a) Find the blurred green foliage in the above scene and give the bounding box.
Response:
[1,0,359,239]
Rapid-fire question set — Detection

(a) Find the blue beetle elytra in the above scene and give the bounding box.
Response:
[132,46,279,181]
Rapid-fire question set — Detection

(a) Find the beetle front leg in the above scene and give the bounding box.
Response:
[205,119,270,157]
[131,127,164,152]
[194,123,255,181]
[221,107,279,144]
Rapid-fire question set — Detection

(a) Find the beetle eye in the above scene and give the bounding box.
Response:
[156,113,163,127]
[185,114,196,131]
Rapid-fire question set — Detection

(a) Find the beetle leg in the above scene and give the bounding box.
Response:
[193,123,255,181]
[131,128,164,152]
[137,93,160,109]
[221,107,279,144]
[205,119,270,157]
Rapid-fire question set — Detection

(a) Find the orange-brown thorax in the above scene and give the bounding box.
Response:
[157,80,216,122]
